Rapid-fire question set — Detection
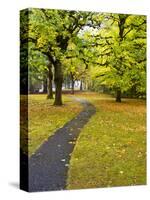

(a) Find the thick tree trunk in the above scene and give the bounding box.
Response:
[54,60,63,106]
[80,80,83,91]
[47,66,53,99]
[116,89,122,102]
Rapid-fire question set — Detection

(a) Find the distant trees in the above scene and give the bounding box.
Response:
[63,55,89,94]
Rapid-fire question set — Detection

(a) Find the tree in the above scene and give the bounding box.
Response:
[23,9,146,103]
[47,63,54,99]
[29,8,97,105]
[83,13,146,102]
[28,43,54,98]
[63,55,88,94]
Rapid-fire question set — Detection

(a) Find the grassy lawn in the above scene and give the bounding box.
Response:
[20,94,82,156]
[67,92,146,189]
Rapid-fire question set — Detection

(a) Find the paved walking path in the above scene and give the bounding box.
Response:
[29,97,96,192]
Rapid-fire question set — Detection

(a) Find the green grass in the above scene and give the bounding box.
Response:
[20,94,82,156]
[67,92,146,189]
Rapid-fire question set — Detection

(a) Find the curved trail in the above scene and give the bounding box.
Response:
[29,97,96,192]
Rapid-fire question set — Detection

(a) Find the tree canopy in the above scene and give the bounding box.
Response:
[20,9,146,104]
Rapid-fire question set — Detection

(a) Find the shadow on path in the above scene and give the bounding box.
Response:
[29,97,96,192]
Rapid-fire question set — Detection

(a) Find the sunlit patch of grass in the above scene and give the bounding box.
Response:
[20,94,82,156]
[67,92,146,189]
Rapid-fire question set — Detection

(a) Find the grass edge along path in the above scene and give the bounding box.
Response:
[29,97,96,192]
[20,94,82,156]
[67,92,146,189]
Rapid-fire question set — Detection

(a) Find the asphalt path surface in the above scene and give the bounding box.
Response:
[29,97,96,192]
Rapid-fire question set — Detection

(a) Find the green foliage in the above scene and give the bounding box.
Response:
[28,43,48,86]
[21,8,146,99]
[84,14,146,97]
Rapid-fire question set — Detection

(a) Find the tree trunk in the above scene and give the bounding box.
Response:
[47,65,53,99]
[80,80,83,91]
[71,80,74,94]
[54,60,63,106]
[43,77,47,93]
[70,72,74,94]
[116,89,122,102]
